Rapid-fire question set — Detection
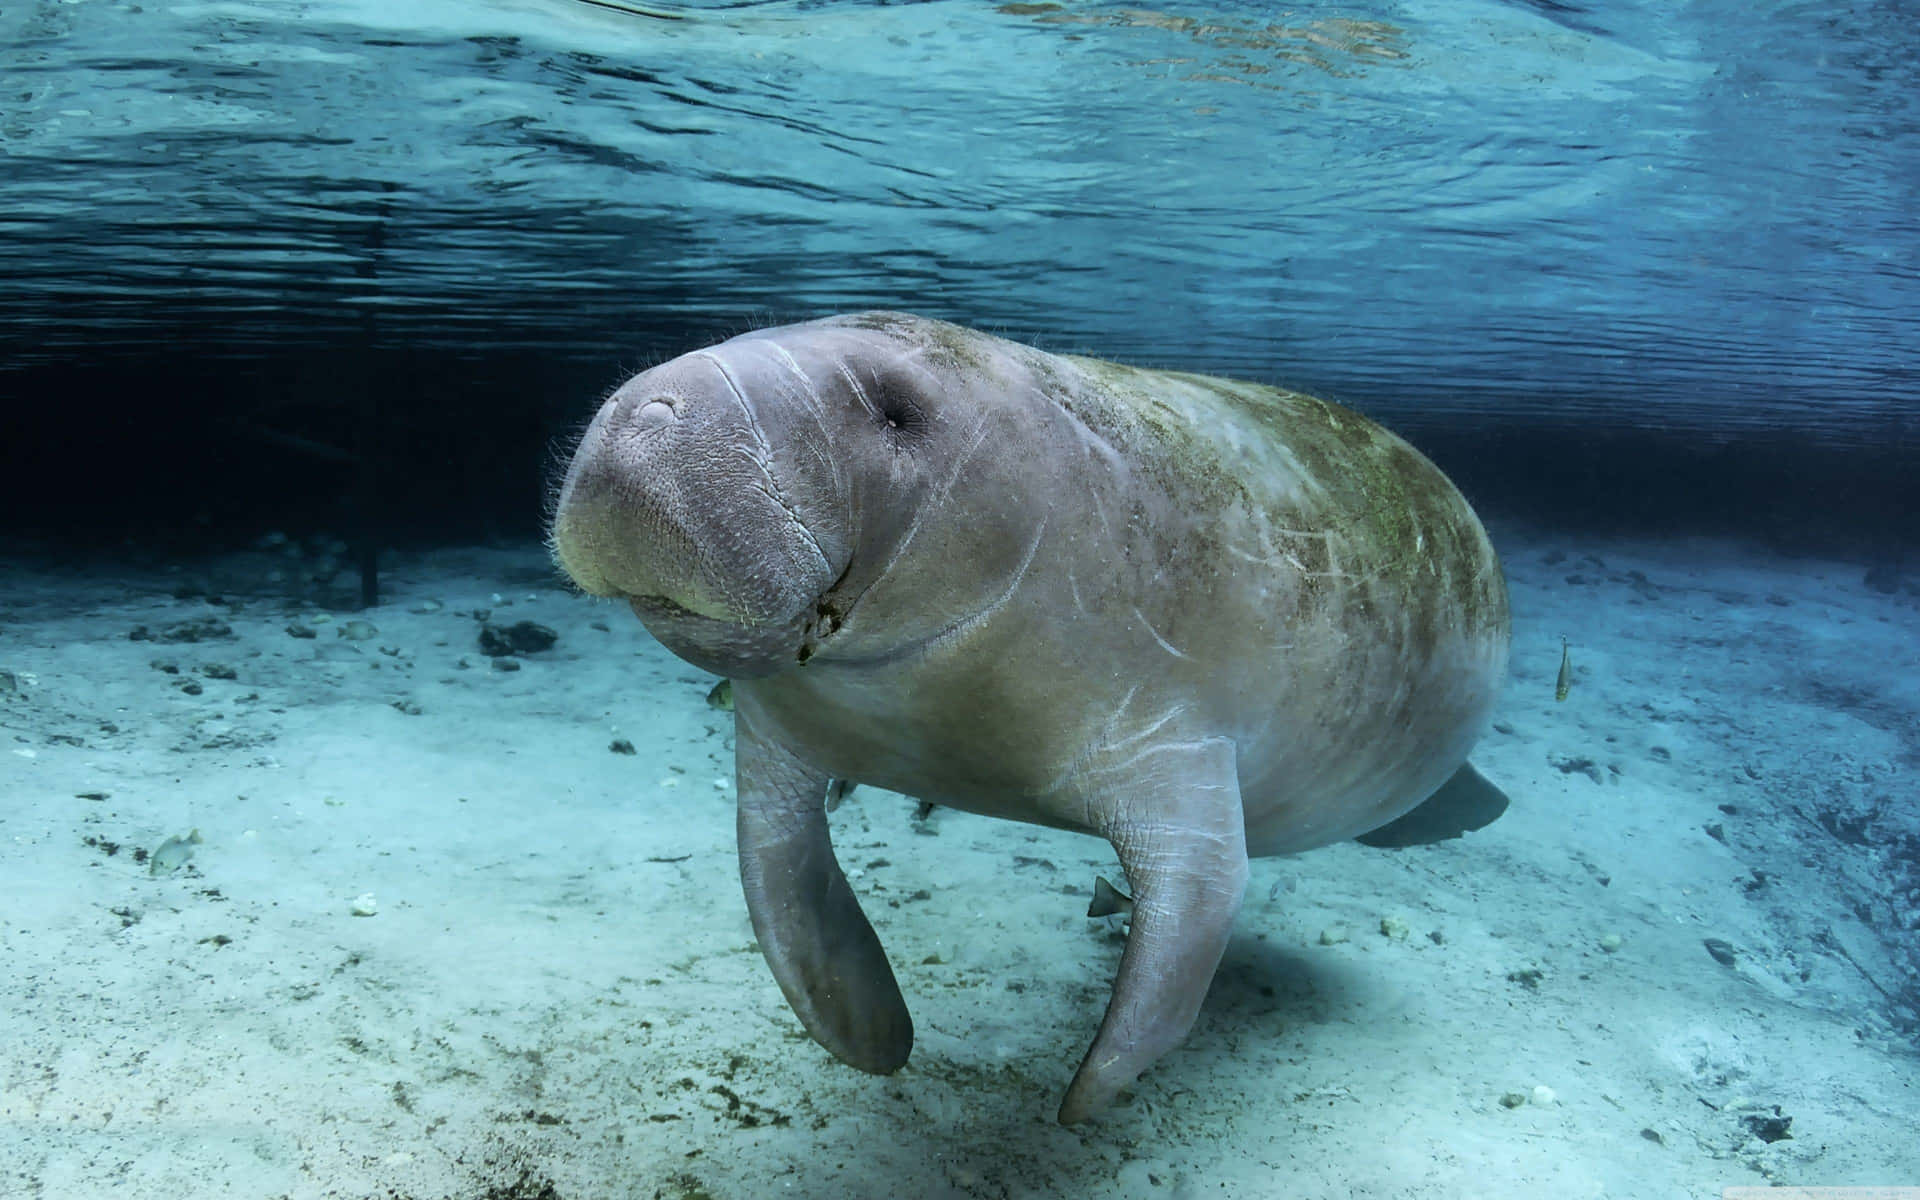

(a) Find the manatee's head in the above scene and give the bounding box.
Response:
[549,340,858,678]
[551,313,1036,677]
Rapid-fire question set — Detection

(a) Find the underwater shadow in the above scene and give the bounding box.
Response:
[770,937,1367,1198]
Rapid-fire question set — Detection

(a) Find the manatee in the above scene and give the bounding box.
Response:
[549,312,1509,1123]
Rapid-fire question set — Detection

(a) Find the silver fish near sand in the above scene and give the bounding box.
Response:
[149,829,203,876]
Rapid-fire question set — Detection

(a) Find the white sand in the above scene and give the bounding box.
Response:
[3,528,1916,1199]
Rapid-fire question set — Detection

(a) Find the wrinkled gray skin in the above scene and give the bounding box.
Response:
[550,312,1509,1124]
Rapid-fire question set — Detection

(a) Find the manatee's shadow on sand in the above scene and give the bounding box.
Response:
[774,935,1367,1198]
[1203,932,1366,1037]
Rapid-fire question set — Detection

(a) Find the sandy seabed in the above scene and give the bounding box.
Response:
[3,523,1917,1199]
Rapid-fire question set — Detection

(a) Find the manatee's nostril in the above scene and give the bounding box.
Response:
[622,398,674,433]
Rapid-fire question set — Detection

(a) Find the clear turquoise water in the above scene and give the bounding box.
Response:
[2,0,1915,441]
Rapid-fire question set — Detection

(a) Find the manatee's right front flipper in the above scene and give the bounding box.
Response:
[735,707,912,1074]
[1058,735,1248,1124]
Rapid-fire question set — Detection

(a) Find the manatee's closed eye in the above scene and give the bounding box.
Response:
[874,387,928,439]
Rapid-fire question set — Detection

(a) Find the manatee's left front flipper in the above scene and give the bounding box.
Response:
[1059,736,1248,1124]
[735,707,912,1075]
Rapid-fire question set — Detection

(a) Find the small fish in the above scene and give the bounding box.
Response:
[706,679,734,711]
[1086,875,1134,921]
[149,828,203,876]
[1555,638,1572,702]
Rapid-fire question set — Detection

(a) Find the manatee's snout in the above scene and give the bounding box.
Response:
[550,353,843,675]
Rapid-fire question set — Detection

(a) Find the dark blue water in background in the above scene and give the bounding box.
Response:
[1,0,1914,546]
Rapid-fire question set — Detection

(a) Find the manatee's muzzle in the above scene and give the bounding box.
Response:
[549,351,843,676]
[550,465,823,628]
